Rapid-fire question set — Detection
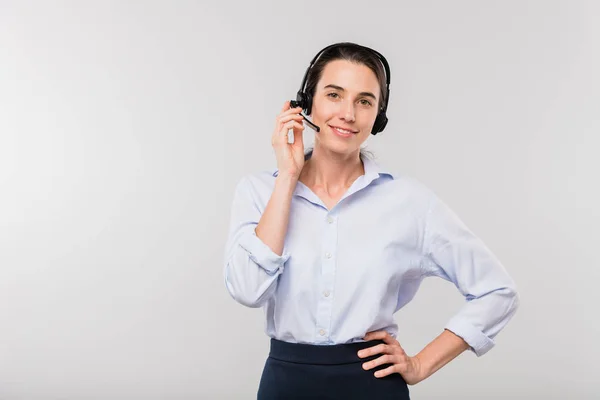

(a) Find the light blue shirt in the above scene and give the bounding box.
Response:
[223,153,519,356]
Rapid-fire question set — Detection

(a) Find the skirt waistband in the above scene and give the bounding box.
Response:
[268,338,385,365]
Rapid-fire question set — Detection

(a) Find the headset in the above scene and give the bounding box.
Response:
[290,42,391,135]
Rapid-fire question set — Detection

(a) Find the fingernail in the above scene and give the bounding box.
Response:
[357,351,363,357]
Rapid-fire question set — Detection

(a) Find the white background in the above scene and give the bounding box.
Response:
[1,1,598,398]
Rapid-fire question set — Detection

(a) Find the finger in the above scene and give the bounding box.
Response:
[294,125,305,143]
[278,107,303,120]
[273,120,303,145]
[364,330,397,345]
[279,121,304,137]
[275,108,303,132]
[287,122,306,145]
[357,343,388,359]
[278,113,304,125]
[281,100,290,112]
[374,364,398,378]
[363,330,388,341]
[362,354,396,371]
[364,330,391,339]
[292,126,304,145]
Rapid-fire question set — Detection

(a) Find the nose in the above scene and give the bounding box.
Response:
[339,99,355,123]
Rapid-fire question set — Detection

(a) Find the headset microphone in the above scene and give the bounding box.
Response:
[290,100,320,133]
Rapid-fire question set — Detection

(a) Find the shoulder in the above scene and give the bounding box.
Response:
[363,155,431,194]
[385,173,467,231]
[375,166,436,203]
[232,169,278,198]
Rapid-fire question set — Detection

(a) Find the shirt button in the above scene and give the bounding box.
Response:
[325,252,332,259]
[323,290,330,297]
[327,216,334,224]
[319,329,326,336]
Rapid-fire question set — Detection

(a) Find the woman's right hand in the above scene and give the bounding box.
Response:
[271,100,306,179]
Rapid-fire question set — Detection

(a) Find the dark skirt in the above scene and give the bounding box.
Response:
[257,338,410,399]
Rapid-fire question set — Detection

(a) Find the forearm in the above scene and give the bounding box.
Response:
[255,173,297,256]
[415,329,470,380]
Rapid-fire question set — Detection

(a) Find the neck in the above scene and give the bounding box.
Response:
[299,147,365,195]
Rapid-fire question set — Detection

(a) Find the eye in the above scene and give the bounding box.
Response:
[359,99,373,107]
[327,92,340,99]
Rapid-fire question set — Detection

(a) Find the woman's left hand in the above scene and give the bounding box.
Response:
[357,330,426,385]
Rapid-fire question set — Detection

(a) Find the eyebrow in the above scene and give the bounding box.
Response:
[323,84,377,101]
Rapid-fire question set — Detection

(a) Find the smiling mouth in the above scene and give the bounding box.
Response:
[329,125,358,136]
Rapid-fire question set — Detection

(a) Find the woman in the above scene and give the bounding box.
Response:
[223,42,519,399]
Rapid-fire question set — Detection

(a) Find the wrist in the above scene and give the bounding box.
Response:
[276,171,299,184]
[413,353,431,382]
[275,173,299,193]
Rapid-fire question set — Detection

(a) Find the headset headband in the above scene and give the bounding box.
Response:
[298,43,391,114]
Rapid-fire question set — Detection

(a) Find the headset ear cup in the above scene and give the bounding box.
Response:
[295,91,306,111]
[294,91,313,115]
[371,113,388,135]
[304,94,313,116]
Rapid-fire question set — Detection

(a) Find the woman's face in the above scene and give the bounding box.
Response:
[310,59,381,156]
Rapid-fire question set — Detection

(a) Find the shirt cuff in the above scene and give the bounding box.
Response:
[445,316,495,357]
[237,231,290,275]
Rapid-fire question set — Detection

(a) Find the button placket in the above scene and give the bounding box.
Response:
[315,212,338,342]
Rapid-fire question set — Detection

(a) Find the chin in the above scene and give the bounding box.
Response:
[319,139,360,156]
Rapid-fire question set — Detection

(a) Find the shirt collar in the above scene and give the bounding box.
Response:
[272,150,395,181]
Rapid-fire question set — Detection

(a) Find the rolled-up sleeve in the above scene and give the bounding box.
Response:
[421,194,519,357]
[223,177,290,308]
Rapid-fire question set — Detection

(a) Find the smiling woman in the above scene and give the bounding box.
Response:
[223,42,519,399]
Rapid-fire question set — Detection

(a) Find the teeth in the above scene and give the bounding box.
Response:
[334,127,353,134]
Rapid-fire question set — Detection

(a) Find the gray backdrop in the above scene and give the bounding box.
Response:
[1,1,598,399]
